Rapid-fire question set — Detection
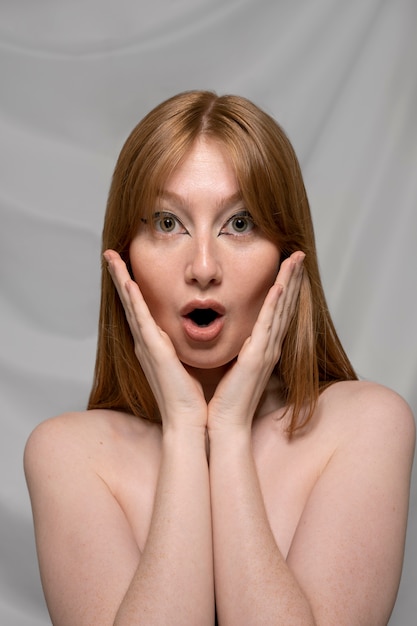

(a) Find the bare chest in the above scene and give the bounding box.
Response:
[106,419,333,558]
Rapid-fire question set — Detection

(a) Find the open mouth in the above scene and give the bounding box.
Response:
[187,308,220,327]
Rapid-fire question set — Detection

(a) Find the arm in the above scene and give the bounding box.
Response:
[286,384,414,625]
[209,427,315,624]
[25,415,143,626]
[25,251,215,626]
[107,250,215,625]
[208,252,315,623]
[114,425,213,625]
[207,253,415,624]
[209,385,414,625]
[25,414,213,626]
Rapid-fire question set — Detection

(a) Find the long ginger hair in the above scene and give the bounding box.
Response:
[88,90,357,434]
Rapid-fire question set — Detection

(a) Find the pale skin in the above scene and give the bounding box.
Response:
[25,138,415,625]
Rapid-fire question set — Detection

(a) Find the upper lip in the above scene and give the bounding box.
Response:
[180,299,226,317]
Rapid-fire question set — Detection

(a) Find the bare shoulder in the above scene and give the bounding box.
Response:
[24,411,162,624]
[319,379,415,439]
[24,411,91,480]
[26,406,160,441]
[285,381,415,624]
[24,408,162,486]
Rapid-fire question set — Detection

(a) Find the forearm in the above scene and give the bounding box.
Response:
[115,428,214,626]
[209,429,315,625]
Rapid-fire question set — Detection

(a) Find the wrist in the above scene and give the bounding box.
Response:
[207,420,252,447]
[162,422,208,449]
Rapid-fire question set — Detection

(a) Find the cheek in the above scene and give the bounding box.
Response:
[129,244,162,307]
[129,243,182,334]
[235,250,280,323]
[244,247,280,297]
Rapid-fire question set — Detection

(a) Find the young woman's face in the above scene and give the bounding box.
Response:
[129,137,280,375]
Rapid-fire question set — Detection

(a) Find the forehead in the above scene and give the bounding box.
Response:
[166,136,236,181]
[159,137,241,203]
[156,189,244,213]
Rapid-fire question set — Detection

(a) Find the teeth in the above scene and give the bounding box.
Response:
[188,308,218,327]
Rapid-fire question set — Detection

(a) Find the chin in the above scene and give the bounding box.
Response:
[182,361,236,390]
[179,348,239,372]
[181,355,235,371]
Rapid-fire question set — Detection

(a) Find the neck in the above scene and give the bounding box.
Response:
[184,363,232,403]
[185,363,285,416]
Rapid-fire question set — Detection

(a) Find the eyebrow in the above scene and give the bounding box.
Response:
[157,190,244,210]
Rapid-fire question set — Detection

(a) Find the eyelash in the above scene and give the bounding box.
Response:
[221,211,255,235]
[153,212,187,234]
[142,211,255,236]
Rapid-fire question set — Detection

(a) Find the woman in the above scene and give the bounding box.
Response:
[25,90,415,625]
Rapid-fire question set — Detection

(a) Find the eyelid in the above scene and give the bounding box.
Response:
[153,210,175,220]
[141,209,254,233]
[153,210,188,234]
[227,209,253,220]
[153,210,183,223]
[221,210,255,232]
[139,211,180,220]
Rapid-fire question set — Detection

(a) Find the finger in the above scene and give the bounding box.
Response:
[214,256,304,421]
[256,252,304,334]
[273,252,305,328]
[244,252,304,365]
[124,280,172,353]
[103,250,134,313]
[104,250,157,344]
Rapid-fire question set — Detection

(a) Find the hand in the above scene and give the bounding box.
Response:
[207,251,305,433]
[104,250,208,432]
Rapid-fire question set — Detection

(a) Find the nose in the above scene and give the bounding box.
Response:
[185,235,222,288]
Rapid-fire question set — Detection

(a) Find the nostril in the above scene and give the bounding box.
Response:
[188,308,218,327]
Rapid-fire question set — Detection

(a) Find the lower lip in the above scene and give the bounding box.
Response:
[181,316,225,343]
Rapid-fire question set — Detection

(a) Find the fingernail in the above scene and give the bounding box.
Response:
[103,252,113,273]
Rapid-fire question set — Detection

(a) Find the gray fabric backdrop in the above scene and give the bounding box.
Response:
[1,1,416,624]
